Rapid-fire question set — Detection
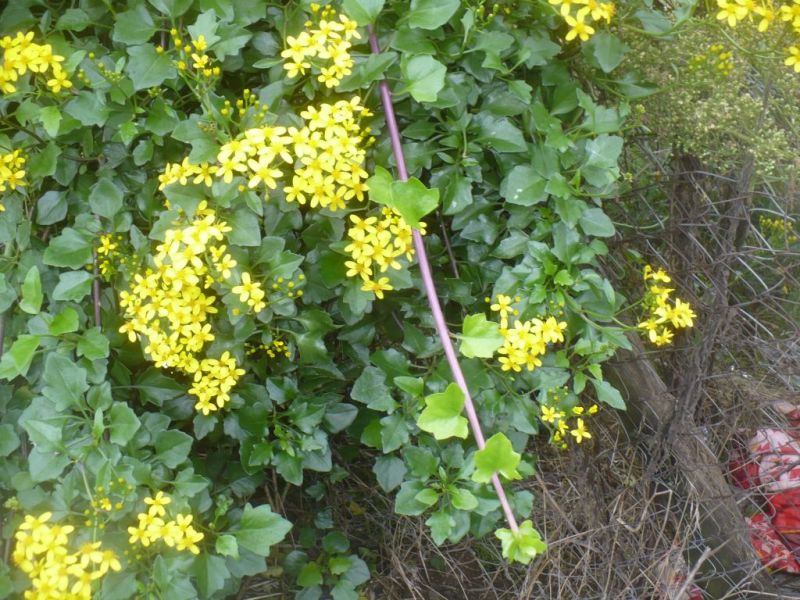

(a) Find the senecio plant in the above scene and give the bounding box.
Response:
[0,0,696,598]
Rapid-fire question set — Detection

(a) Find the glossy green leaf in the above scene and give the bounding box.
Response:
[342,0,385,24]
[126,44,177,90]
[460,313,504,358]
[472,432,522,483]
[367,166,439,229]
[19,266,43,314]
[109,402,141,445]
[235,503,292,557]
[0,335,40,379]
[591,378,626,410]
[49,308,79,335]
[495,520,547,564]
[416,383,468,440]
[408,0,459,29]
[401,55,446,103]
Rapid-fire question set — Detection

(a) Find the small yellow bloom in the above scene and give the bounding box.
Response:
[570,418,592,443]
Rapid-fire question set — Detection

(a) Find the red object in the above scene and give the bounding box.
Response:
[730,426,800,573]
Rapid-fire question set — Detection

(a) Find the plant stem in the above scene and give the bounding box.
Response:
[367,25,519,534]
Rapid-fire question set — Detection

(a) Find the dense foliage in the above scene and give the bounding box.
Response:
[13,0,799,597]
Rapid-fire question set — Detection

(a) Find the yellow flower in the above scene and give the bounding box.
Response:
[46,66,72,92]
[717,0,749,25]
[540,405,559,423]
[785,46,800,72]
[565,14,595,41]
[361,277,392,299]
[144,491,172,517]
[570,418,592,443]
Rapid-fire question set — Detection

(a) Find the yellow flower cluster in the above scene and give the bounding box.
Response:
[170,31,221,80]
[0,148,26,210]
[343,208,422,299]
[0,31,70,94]
[489,295,568,372]
[97,233,121,277]
[687,44,734,76]
[716,0,800,72]
[759,214,798,243]
[281,4,360,87]
[541,403,599,448]
[127,492,204,555]
[246,339,292,359]
[548,0,615,42]
[637,265,697,346]
[118,206,251,415]
[284,97,372,211]
[159,97,371,213]
[13,512,121,599]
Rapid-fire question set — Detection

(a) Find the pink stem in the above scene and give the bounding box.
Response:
[367,26,518,534]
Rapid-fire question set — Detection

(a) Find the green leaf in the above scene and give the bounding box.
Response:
[401,55,446,102]
[0,335,40,379]
[154,430,193,468]
[49,308,79,335]
[28,143,60,178]
[36,191,67,225]
[19,266,43,314]
[342,0,385,24]
[192,553,229,597]
[39,106,61,137]
[478,116,527,153]
[425,510,455,545]
[367,166,439,229]
[228,208,262,246]
[64,91,109,127]
[500,165,548,206]
[126,44,177,91]
[89,178,124,219]
[394,375,424,397]
[22,419,62,451]
[587,32,627,73]
[408,0,459,29]
[109,402,141,445]
[380,413,410,452]
[29,447,69,482]
[148,0,194,18]
[56,8,91,31]
[0,424,20,457]
[450,488,478,511]
[394,481,430,515]
[53,271,93,302]
[582,134,623,188]
[188,10,221,47]
[351,365,396,412]
[579,207,616,238]
[235,503,292,557]
[591,378,626,410]
[417,383,468,440]
[414,487,439,506]
[78,328,110,360]
[373,455,407,492]
[495,520,547,564]
[328,555,352,575]
[215,534,239,558]
[297,562,323,587]
[113,5,157,44]
[43,353,89,410]
[460,314,504,358]
[43,228,93,269]
[337,51,397,92]
[472,432,522,483]
[0,274,16,312]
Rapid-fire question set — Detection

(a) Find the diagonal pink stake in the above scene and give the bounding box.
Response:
[367,26,518,534]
